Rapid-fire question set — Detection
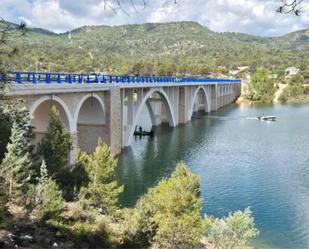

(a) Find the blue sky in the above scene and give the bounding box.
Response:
[0,0,308,36]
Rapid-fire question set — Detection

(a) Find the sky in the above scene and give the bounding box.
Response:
[0,0,308,36]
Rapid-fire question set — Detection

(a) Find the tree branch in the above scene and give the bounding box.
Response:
[277,0,304,15]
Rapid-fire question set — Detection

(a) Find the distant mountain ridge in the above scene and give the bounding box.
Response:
[3,21,309,75]
[30,21,309,51]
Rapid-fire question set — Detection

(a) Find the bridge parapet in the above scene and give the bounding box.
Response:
[5,71,241,85]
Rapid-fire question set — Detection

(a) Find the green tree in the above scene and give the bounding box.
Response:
[38,106,72,182]
[0,107,11,162]
[32,160,64,221]
[0,178,9,229]
[78,139,123,214]
[206,208,259,249]
[133,162,202,248]
[0,108,34,204]
[251,69,275,102]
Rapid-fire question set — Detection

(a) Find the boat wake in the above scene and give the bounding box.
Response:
[205,116,277,121]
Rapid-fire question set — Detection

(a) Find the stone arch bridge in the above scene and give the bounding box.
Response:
[5,72,241,163]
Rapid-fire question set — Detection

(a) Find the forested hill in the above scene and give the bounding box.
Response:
[4,21,309,76]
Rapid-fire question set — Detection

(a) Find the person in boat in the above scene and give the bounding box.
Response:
[139,126,143,133]
[149,130,154,137]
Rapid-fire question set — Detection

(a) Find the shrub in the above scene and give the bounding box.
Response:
[290,74,305,86]
[251,69,275,102]
[0,192,10,229]
[206,208,259,249]
[0,108,34,204]
[32,160,64,221]
[38,106,72,183]
[78,139,123,214]
[0,108,11,163]
[133,162,203,249]
[112,208,140,246]
[278,93,287,103]
[279,84,305,103]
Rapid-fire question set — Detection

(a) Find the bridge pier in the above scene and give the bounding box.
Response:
[178,86,191,124]
[108,87,122,155]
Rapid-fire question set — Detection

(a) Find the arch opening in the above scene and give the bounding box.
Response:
[76,96,106,153]
[143,92,172,127]
[30,99,71,144]
[191,87,209,118]
[124,89,176,147]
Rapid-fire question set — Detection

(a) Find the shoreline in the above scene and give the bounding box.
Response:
[236,95,309,106]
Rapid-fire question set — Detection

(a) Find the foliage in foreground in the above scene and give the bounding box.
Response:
[78,139,123,214]
[0,108,11,163]
[31,160,64,221]
[115,163,203,248]
[38,106,72,185]
[0,192,9,229]
[134,162,202,249]
[205,208,259,249]
[0,108,34,205]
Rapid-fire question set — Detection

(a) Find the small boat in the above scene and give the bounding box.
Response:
[257,116,276,121]
[134,130,154,137]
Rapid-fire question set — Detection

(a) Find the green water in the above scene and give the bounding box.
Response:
[117,104,309,249]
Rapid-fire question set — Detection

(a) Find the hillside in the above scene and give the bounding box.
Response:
[3,21,309,76]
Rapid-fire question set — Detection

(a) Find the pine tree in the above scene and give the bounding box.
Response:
[0,107,11,163]
[0,108,34,203]
[78,138,123,214]
[38,106,72,182]
[39,160,49,183]
[133,163,203,248]
[32,160,64,221]
[0,179,9,228]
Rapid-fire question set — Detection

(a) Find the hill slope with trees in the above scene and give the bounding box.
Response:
[4,21,309,77]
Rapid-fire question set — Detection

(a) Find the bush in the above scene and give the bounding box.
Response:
[251,69,275,102]
[38,106,72,184]
[279,84,306,103]
[0,192,10,229]
[0,108,11,163]
[206,208,259,249]
[32,160,64,221]
[133,163,203,249]
[112,208,140,247]
[290,74,305,86]
[278,93,287,103]
[78,139,123,214]
[1,108,34,204]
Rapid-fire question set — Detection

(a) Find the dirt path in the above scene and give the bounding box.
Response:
[273,83,288,103]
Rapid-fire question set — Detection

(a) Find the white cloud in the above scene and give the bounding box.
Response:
[253,5,265,17]
[0,0,308,36]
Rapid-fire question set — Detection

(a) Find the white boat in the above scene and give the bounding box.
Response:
[257,116,276,121]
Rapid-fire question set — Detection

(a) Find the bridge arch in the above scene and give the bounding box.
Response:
[190,86,211,118]
[29,96,73,140]
[126,88,176,147]
[74,94,106,152]
[145,100,156,125]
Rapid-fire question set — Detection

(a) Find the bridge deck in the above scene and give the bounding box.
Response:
[4,72,241,96]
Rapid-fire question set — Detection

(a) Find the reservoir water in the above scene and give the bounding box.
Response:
[117,104,309,249]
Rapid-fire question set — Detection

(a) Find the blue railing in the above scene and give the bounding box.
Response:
[8,71,241,85]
